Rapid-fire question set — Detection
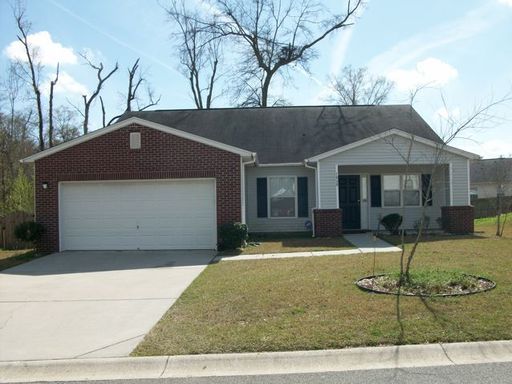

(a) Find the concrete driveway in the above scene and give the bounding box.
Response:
[0,250,214,361]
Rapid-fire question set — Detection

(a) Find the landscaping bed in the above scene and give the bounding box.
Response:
[0,249,38,271]
[219,232,354,256]
[133,218,511,356]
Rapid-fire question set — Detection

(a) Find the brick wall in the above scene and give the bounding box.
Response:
[313,209,343,237]
[441,206,474,234]
[35,123,242,253]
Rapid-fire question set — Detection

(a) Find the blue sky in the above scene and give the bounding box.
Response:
[1,0,511,158]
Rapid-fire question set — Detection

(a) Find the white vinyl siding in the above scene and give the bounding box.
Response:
[245,166,315,232]
[59,179,216,250]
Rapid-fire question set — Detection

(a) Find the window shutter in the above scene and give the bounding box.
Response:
[257,178,268,218]
[370,175,382,207]
[422,174,433,206]
[297,177,308,217]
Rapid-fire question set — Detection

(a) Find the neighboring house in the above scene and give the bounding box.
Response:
[470,158,512,199]
[22,105,478,253]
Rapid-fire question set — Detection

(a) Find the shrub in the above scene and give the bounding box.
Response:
[14,221,45,243]
[380,213,403,235]
[218,222,248,250]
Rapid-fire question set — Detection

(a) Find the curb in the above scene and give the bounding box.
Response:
[1,340,512,383]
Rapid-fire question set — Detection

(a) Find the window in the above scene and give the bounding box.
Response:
[383,174,421,207]
[403,175,420,206]
[383,175,401,207]
[269,177,296,217]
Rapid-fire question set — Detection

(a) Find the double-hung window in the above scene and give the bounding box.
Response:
[382,174,421,207]
[269,176,296,217]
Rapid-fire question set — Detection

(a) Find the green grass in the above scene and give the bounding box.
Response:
[475,212,511,226]
[0,249,39,271]
[132,217,512,356]
[220,233,354,256]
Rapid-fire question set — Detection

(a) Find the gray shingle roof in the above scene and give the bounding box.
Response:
[471,158,512,183]
[119,105,443,164]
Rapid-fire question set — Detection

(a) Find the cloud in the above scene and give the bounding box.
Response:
[43,71,88,96]
[4,31,77,67]
[368,3,499,74]
[387,58,458,91]
[435,106,461,121]
[457,138,512,159]
[498,0,512,7]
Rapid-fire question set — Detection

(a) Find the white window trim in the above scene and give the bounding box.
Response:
[381,174,422,208]
[268,175,298,219]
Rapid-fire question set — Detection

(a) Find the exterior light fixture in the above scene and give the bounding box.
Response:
[42,182,49,190]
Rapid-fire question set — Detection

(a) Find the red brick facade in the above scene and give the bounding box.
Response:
[441,206,474,234]
[35,124,242,253]
[313,209,343,237]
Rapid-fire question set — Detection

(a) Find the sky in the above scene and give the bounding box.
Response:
[0,0,511,159]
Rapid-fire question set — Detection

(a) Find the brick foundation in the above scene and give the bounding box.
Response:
[313,209,343,237]
[441,206,474,234]
[35,123,242,253]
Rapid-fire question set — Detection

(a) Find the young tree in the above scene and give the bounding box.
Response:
[492,157,512,237]
[327,66,393,105]
[182,0,362,107]
[166,0,221,109]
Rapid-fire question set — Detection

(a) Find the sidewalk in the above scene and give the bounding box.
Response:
[216,232,401,262]
[1,340,511,383]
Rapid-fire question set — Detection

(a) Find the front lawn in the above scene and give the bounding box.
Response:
[0,249,38,271]
[220,233,354,255]
[133,218,512,356]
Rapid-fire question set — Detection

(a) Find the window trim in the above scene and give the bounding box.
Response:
[381,174,422,208]
[268,176,298,219]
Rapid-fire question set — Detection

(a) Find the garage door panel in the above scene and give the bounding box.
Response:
[60,180,216,250]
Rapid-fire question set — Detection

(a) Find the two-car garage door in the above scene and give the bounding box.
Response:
[59,179,216,250]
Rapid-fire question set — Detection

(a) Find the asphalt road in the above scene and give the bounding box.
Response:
[25,362,512,384]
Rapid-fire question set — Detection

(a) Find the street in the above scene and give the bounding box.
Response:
[24,362,512,384]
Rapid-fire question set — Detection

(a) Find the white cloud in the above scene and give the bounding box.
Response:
[387,58,458,91]
[498,0,512,7]
[43,71,88,96]
[4,31,77,67]
[456,138,512,159]
[435,106,461,121]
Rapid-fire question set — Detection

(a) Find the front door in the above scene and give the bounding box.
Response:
[338,175,361,230]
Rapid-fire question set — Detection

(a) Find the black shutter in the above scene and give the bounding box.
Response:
[422,174,433,206]
[297,177,308,217]
[370,175,382,207]
[257,177,268,218]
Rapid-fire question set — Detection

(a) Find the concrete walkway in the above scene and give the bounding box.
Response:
[217,233,401,262]
[2,340,511,383]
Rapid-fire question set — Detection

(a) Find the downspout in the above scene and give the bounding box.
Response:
[304,160,317,237]
[241,153,257,224]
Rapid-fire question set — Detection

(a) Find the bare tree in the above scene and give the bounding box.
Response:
[384,93,512,283]
[187,0,362,107]
[124,58,161,112]
[13,4,44,150]
[52,106,81,144]
[80,53,118,134]
[492,157,512,237]
[166,0,221,109]
[48,63,59,148]
[327,66,393,105]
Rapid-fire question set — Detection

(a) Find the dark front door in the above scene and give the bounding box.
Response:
[338,175,361,230]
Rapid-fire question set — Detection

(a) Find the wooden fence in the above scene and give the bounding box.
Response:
[471,196,512,219]
[0,211,34,250]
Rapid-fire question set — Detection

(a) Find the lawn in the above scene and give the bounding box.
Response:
[220,233,354,256]
[0,249,38,271]
[132,218,512,356]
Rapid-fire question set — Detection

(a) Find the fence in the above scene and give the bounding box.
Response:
[0,211,34,250]
[471,196,512,219]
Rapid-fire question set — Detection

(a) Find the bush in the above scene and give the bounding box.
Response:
[218,222,248,250]
[14,221,45,243]
[380,213,403,235]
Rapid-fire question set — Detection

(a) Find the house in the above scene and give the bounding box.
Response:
[21,105,478,253]
[470,158,512,199]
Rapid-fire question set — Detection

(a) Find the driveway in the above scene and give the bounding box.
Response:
[0,250,214,361]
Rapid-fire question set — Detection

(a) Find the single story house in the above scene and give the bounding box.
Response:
[470,158,512,199]
[22,105,478,253]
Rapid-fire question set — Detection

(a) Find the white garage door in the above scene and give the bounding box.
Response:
[59,179,216,250]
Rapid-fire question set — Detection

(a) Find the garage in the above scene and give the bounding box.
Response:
[59,179,217,251]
